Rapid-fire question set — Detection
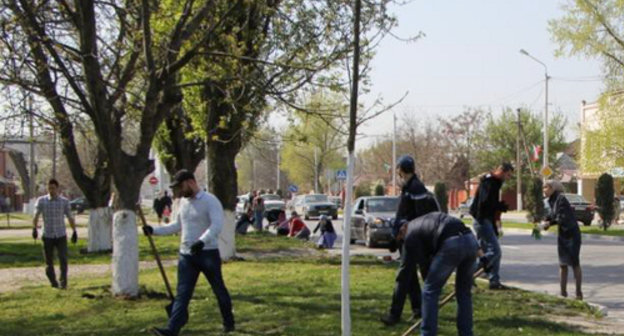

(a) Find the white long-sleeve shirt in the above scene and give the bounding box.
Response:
[153,191,224,254]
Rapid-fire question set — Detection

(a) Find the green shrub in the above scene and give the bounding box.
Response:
[525,177,544,223]
[374,184,385,196]
[595,173,615,230]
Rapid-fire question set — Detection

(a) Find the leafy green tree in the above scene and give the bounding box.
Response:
[473,108,567,193]
[355,182,371,198]
[595,173,615,230]
[280,93,346,192]
[434,182,448,213]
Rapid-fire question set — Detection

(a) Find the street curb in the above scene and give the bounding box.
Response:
[504,228,624,243]
[475,278,609,318]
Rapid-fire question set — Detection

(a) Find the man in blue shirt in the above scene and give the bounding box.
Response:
[144,169,235,335]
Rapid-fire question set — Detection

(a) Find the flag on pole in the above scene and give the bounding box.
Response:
[531,145,542,162]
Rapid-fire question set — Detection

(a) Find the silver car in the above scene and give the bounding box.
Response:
[350,196,399,247]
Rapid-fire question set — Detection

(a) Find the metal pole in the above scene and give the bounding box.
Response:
[544,72,549,173]
[314,147,318,193]
[516,109,522,211]
[392,112,397,195]
[276,146,281,192]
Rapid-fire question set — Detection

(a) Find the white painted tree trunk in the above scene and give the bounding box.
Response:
[219,210,236,260]
[112,210,139,297]
[341,152,355,336]
[87,207,112,252]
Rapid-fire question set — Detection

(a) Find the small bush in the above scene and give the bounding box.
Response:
[595,173,615,230]
[525,177,544,223]
[374,184,385,196]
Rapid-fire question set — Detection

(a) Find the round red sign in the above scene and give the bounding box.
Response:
[149,176,158,185]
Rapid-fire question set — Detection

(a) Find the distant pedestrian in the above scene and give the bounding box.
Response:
[381,155,440,326]
[288,211,310,240]
[153,193,164,224]
[542,180,583,300]
[32,179,78,289]
[396,212,480,336]
[469,162,513,290]
[143,169,235,335]
[235,208,254,235]
[252,193,265,231]
[313,215,336,249]
[160,191,173,223]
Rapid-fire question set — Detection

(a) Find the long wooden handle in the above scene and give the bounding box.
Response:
[401,267,485,336]
[136,206,174,300]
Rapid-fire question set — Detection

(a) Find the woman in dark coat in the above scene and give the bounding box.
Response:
[542,180,583,300]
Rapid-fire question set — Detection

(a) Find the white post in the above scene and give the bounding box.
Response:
[392,112,397,195]
[544,72,549,173]
[314,147,319,193]
[341,152,355,336]
[276,147,281,191]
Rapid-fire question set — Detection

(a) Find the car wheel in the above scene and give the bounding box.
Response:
[350,239,355,244]
[364,225,375,248]
[582,220,591,226]
[304,213,310,220]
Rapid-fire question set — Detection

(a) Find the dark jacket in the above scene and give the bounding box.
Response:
[546,191,581,239]
[392,174,440,238]
[313,219,335,234]
[469,173,507,223]
[405,212,473,278]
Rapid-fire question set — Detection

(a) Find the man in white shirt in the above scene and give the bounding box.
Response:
[143,169,235,336]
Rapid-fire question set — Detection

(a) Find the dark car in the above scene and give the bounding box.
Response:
[293,194,338,220]
[70,197,89,214]
[350,196,399,247]
[544,193,594,226]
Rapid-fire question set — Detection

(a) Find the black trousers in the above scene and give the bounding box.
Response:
[389,241,421,318]
[42,236,68,288]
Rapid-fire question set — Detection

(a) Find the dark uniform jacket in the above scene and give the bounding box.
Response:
[405,212,473,278]
[469,173,507,234]
[392,174,440,238]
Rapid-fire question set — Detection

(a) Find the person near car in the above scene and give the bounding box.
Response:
[252,192,265,231]
[381,155,440,326]
[397,212,480,336]
[469,162,513,290]
[313,214,336,249]
[235,208,254,235]
[288,211,310,240]
[32,178,78,289]
[143,169,235,335]
[542,179,583,300]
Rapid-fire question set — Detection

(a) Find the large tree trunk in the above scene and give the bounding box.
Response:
[112,210,139,297]
[88,207,113,252]
[206,139,240,261]
[7,151,31,200]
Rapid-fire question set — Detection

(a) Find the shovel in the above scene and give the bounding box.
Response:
[136,205,174,316]
[401,267,485,336]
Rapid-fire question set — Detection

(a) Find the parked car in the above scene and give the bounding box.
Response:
[235,195,250,218]
[261,194,286,218]
[329,196,342,209]
[70,197,89,214]
[543,193,594,226]
[457,197,473,218]
[350,196,399,247]
[292,194,338,220]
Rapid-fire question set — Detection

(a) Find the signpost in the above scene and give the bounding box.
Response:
[288,184,298,193]
[336,170,347,181]
[149,176,158,185]
[540,165,553,178]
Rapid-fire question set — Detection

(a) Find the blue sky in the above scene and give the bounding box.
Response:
[359,0,604,145]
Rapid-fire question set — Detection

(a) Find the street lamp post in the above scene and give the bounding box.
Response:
[519,49,549,176]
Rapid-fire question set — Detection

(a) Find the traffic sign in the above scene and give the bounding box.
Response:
[540,165,553,178]
[149,176,158,185]
[336,170,347,180]
[288,184,298,193]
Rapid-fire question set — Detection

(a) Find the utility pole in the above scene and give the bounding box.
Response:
[314,147,319,193]
[392,112,397,195]
[276,145,281,192]
[516,109,522,211]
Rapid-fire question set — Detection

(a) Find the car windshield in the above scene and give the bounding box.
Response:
[261,194,281,201]
[305,195,328,203]
[565,194,587,203]
[366,198,399,212]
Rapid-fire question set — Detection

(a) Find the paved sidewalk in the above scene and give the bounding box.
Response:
[498,230,624,325]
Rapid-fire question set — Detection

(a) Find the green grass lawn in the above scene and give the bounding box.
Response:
[0,254,609,336]
[0,232,310,269]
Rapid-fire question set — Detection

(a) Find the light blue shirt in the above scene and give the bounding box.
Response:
[153,191,224,254]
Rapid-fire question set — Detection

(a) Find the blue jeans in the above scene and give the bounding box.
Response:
[254,211,264,231]
[167,250,234,335]
[473,218,501,285]
[421,233,478,336]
